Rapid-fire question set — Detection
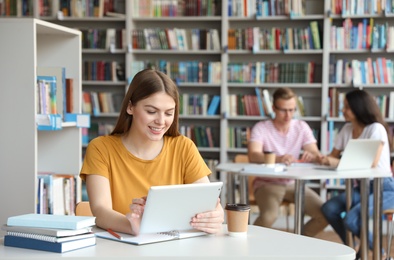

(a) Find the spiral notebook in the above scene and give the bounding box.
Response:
[95,229,207,245]
[96,182,223,245]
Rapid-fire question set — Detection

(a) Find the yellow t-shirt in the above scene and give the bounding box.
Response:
[80,135,211,215]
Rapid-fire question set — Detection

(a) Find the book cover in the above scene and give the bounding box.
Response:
[4,235,96,253]
[95,229,206,246]
[207,95,220,115]
[7,214,96,230]
[254,87,265,116]
[2,224,93,237]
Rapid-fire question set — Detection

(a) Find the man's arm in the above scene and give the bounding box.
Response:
[247,141,266,163]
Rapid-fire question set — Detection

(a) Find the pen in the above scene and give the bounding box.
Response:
[107,228,123,240]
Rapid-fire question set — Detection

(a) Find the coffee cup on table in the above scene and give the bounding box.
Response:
[225,203,251,237]
[264,151,276,167]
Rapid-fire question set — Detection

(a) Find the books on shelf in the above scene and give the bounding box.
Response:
[37,66,67,119]
[4,234,96,253]
[37,172,78,215]
[7,214,96,230]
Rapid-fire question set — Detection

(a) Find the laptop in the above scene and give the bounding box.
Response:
[315,139,381,171]
[139,182,223,234]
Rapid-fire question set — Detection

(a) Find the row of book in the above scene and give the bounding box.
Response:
[36,66,74,119]
[179,125,218,148]
[227,126,251,149]
[180,94,220,116]
[37,172,78,216]
[128,60,222,84]
[83,61,125,82]
[228,61,317,84]
[131,0,221,17]
[256,0,306,17]
[2,213,96,253]
[4,0,125,18]
[328,88,394,119]
[81,28,126,50]
[228,21,321,51]
[227,89,306,118]
[330,57,394,85]
[330,18,389,51]
[330,0,390,15]
[132,28,221,51]
[82,91,124,116]
[59,0,125,18]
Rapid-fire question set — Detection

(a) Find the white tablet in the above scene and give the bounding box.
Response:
[139,182,223,234]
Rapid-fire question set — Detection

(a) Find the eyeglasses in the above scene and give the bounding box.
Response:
[274,105,297,114]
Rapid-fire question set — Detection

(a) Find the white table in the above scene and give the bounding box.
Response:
[0,225,355,259]
[216,163,392,260]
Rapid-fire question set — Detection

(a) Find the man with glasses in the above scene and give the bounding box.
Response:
[247,87,328,237]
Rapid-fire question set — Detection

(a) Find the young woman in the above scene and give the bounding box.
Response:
[80,69,224,235]
[319,89,394,257]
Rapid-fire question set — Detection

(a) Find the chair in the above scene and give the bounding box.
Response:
[75,201,93,216]
[384,209,394,260]
[233,154,292,231]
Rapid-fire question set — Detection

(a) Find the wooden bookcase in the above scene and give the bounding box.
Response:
[2,0,394,202]
[0,18,82,226]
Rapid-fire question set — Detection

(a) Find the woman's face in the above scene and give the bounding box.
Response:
[342,99,356,122]
[127,91,176,141]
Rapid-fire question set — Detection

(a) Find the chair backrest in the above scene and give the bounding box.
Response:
[234,154,256,204]
[75,201,93,216]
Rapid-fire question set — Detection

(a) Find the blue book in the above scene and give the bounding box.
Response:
[4,235,96,253]
[207,95,220,115]
[254,87,265,116]
[7,214,96,230]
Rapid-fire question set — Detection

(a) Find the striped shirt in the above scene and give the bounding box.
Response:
[249,119,317,187]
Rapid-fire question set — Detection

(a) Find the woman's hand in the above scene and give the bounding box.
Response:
[125,197,146,236]
[316,155,330,166]
[190,198,224,234]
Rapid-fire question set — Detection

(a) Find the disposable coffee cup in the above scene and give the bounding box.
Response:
[264,151,276,167]
[225,204,251,237]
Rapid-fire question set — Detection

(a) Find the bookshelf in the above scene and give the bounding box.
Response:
[0,18,82,226]
[3,0,394,202]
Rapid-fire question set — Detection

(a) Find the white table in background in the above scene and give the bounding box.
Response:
[0,225,355,259]
[216,163,391,260]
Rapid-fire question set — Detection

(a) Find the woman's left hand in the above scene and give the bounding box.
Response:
[190,198,224,234]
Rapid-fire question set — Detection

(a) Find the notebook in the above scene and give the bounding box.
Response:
[315,139,381,171]
[4,235,96,253]
[6,214,96,230]
[96,182,223,245]
[1,224,93,237]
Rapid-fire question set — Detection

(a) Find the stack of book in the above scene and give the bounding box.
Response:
[2,213,96,253]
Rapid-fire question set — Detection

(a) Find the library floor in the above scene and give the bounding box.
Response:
[249,207,393,259]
